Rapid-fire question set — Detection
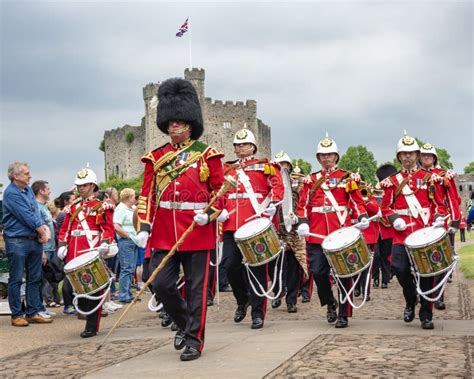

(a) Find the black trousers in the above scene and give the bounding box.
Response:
[63,277,102,332]
[460,229,466,242]
[391,244,434,321]
[373,237,392,285]
[307,244,351,317]
[150,249,210,352]
[207,248,230,301]
[222,231,268,320]
[269,249,301,305]
[355,244,375,296]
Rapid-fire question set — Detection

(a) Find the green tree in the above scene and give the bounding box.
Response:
[339,145,378,184]
[99,139,105,152]
[125,132,135,144]
[465,162,474,174]
[100,174,143,194]
[292,159,312,175]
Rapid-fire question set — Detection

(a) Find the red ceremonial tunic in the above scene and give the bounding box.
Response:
[221,157,284,232]
[381,168,447,245]
[431,167,461,228]
[359,196,380,245]
[58,197,115,263]
[136,139,224,251]
[297,167,368,244]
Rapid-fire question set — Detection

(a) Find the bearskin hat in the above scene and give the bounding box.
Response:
[376,164,397,181]
[156,78,203,140]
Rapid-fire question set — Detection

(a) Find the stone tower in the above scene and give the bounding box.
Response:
[104,68,271,180]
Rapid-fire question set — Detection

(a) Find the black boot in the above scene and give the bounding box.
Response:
[271,298,282,309]
[421,319,434,329]
[234,303,249,323]
[373,279,379,288]
[251,317,264,329]
[327,299,338,323]
[180,346,201,361]
[174,329,186,350]
[403,304,416,323]
[335,316,348,328]
[287,303,297,313]
[434,300,446,310]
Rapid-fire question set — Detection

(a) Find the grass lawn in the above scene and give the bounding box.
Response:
[459,243,474,279]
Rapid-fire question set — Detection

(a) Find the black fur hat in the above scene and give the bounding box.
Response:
[156,78,203,139]
[376,164,397,181]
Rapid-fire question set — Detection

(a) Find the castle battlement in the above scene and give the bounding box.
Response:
[104,68,271,180]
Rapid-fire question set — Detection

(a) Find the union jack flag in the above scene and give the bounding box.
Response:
[176,17,189,37]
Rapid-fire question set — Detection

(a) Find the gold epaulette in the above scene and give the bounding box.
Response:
[205,147,224,160]
[264,161,278,175]
[141,151,157,164]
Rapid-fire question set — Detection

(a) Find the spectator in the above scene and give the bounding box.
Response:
[113,188,139,303]
[459,213,466,243]
[32,180,61,309]
[467,206,474,228]
[2,162,53,326]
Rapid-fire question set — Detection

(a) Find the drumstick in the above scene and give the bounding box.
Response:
[308,232,327,239]
[78,244,117,254]
[244,200,284,222]
[96,175,237,351]
[350,214,379,230]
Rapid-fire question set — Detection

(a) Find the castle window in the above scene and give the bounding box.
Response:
[469,184,473,192]
[116,165,119,176]
[459,185,463,192]
[223,121,231,129]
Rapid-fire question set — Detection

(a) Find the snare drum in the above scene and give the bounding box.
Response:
[404,227,455,277]
[64,251,110,295]
[234,218,283,266]
[322,228,371,278]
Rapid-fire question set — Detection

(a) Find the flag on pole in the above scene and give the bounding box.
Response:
[176,17,189,37]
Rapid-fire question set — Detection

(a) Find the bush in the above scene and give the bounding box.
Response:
[125,132,135,144]
[100,174,143,194]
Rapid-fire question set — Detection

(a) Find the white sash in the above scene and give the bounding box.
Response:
[318,172,348,225]
[76,208,100,249]
[236,168,271,216]
[396,173,430,225]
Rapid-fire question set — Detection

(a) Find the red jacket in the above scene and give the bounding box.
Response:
[359,196,380,245]
[297,168,368,244]
[431,167,461,228]
[58,197,115,263]
[136,140,224,251]
[221,157,284,232]
[381,168,447,245]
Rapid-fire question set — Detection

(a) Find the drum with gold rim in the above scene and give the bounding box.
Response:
[64,251,110,295]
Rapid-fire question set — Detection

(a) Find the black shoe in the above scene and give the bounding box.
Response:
[80,330,97,338]
[234,303,249,323]
[161,313,172,328]
[251,317,264,329]
[170,322,178,332]
[373,279,380,288]
[354,288,361,298]
[434,300,446,310]
[174,330,186,350]
[403,304,416,323]
[158,310,165,319]
[287,304,297,313]
[180,346,201,361]
[421,319,434,329]
[365,294,371,301]
[381,283,388,289]
[335,317,348,328]
[207,299,214,307]
[301,295,310,303]
[327,300,338,323]
[271,298,282,309]
[219,284,233,292]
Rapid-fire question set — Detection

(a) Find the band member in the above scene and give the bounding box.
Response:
[381,132,449,329]
[419,143,461,310]
[135,78,224,361]
[57,166,116,338]
[272,151,308,313]
[219,127,284,330]
[296,134,369,328]
[373,164,398,289]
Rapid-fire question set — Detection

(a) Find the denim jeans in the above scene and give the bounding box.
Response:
[5,237,44,317]
[118,239,138,302]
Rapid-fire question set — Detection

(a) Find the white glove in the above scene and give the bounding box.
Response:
[432,217,445,228]
[136,231,149,248]
[393,218,407,231]
[193,210,209,226]
[262,204,277,218]
[448,226,459,234]
[355,217,370,230]
[98,243,109,254]
[104,244,119,258]
[217,209,229,223]
[57,246,68,260]
[297,223,310,237]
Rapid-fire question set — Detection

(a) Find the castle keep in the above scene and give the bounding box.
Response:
[103,68,271,180]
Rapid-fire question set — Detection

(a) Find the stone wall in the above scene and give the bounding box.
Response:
[457,174,474,213]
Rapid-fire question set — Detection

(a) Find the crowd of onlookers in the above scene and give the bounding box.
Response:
[1,161,147,326]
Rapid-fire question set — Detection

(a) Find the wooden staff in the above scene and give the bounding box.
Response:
[97,175,237,350]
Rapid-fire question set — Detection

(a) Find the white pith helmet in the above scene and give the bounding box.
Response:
[396,130,420,156]
[74,164,99,190]
[420,142,438,165]
[233,127,257,152]
[316,132,339,163]
[274,150,293,171]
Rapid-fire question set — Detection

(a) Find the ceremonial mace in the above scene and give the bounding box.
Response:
[97,175,237,351]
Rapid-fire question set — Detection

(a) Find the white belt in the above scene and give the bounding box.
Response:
[312,205,347,214]
[159,201,208,210]
[395,208,429,217]
[71,230,100,237]
[228,193,263,200]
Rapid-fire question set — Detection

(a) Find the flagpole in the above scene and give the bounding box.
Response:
[188,16,192,69]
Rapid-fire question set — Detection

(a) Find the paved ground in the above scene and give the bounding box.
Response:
[0,239,473,378]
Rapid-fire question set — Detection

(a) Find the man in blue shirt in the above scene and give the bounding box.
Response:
[2,162,53,326]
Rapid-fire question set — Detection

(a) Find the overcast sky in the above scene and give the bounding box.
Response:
[1,0,473,198]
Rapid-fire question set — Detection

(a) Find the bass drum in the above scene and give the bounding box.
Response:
[277,167,293,234]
